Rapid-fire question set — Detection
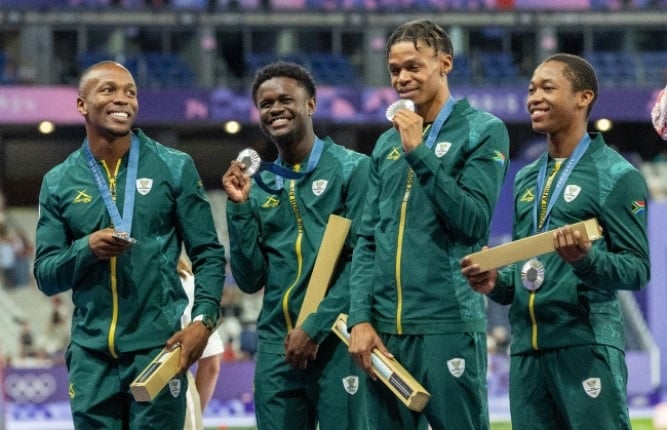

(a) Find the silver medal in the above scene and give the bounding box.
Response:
[385,99,415,121]
[521,259,545,291]
[236,148,262,177]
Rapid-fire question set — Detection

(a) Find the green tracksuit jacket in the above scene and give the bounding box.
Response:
[34,129,226,357]
[348,98,510,335]
[488,133,650,355]
[226,137,370,352]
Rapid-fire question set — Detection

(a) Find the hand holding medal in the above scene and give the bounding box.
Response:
[236,148,262,177]
[231,138,325,195]
[386,99,415,121]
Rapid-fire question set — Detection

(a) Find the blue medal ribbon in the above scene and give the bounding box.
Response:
[532,133,591,234]
[83,133,139,236]
[253,137,325,194]
[423,96,456,150]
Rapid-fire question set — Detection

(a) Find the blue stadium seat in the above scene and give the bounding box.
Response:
[77,51,196,89]
[143,52,196,88]
[309,53,358,86]
[586,51,638,87]
[638,51,667,84]
[245,53,358,86]
[449,54,474,86]
[245,53,279,75]
[479,52,519,84]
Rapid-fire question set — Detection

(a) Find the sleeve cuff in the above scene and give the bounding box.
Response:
[571,247,598,274]
[226,199,252,217]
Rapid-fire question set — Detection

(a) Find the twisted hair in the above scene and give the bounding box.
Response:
[386,20,453,59]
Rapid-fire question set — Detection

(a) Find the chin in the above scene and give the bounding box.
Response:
[272,132,295,146]
[107,127,132,138]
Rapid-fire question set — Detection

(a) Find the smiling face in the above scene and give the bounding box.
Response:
[526,60,591,137]
[77,62,138,140]
[254,76,315,147]
[387,40,451,120]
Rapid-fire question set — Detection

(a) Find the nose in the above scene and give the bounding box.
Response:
[268,101,285,114]
[394,69,411,85]
[526,90,541,110]
[113,94,130,104]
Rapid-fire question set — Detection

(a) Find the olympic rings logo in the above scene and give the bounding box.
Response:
[4,373,58,403]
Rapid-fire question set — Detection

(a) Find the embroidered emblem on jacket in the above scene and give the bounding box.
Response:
[434,141,452,157]
[493,150,506,166]
[632,200,646,215]
[73,190,92,204]
[261,195,280,208]
[387,147,401,161]
[520,188,535,203]
[136,178,153,196]
[312,179,328,196]
[563,184,581,202]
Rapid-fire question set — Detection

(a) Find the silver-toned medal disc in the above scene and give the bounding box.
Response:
[521,259,545,291]
[385,99,415,121]
[236,148,262,177]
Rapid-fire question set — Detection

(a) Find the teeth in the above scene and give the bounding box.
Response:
[271,118,288,126]
[111,112,128,118]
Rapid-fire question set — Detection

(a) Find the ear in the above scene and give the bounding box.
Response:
[577,89,595,111]
[308,97,316,116]
[440,53,453,76]
[76,97,87,116]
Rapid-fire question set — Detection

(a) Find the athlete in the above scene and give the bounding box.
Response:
[461,53,650,430]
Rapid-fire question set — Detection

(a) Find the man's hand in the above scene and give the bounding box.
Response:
[461,249,498,296]
[166,322,210,373]
[222,160,252,203]
[553,225,592,263]
[284,327,318,369]
[348,322,393,380]
[392,110,424,153]
[88,228,133,260]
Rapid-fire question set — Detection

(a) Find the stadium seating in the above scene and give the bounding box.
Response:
[448,54,474,86]
[244,52,359,86]
[638,51,667,83]
[586,51,638,87]
[77,51,196,89]
[478,52,520,84]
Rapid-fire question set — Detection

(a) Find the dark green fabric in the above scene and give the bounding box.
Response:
[508,345,630,430]
[66,343,188,429]
[348,99,510,335]
[227,137,369,345]
[489,133,650,354]
[253,337,368,430]
[34,129,226,355]
[227,137,370,429]
[365,332,490,430]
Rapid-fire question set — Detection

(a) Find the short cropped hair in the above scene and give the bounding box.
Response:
[543,53,599,117]
[251,61,316,105]
[77,60,130,96]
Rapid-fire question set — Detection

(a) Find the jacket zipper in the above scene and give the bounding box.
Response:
[102,159,121,358]
[282,164,304,331]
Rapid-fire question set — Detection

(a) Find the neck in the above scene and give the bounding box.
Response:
[547,126,588,159]
[88,134,131,166]
[276,130,316,165]
[417,88,451,123]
